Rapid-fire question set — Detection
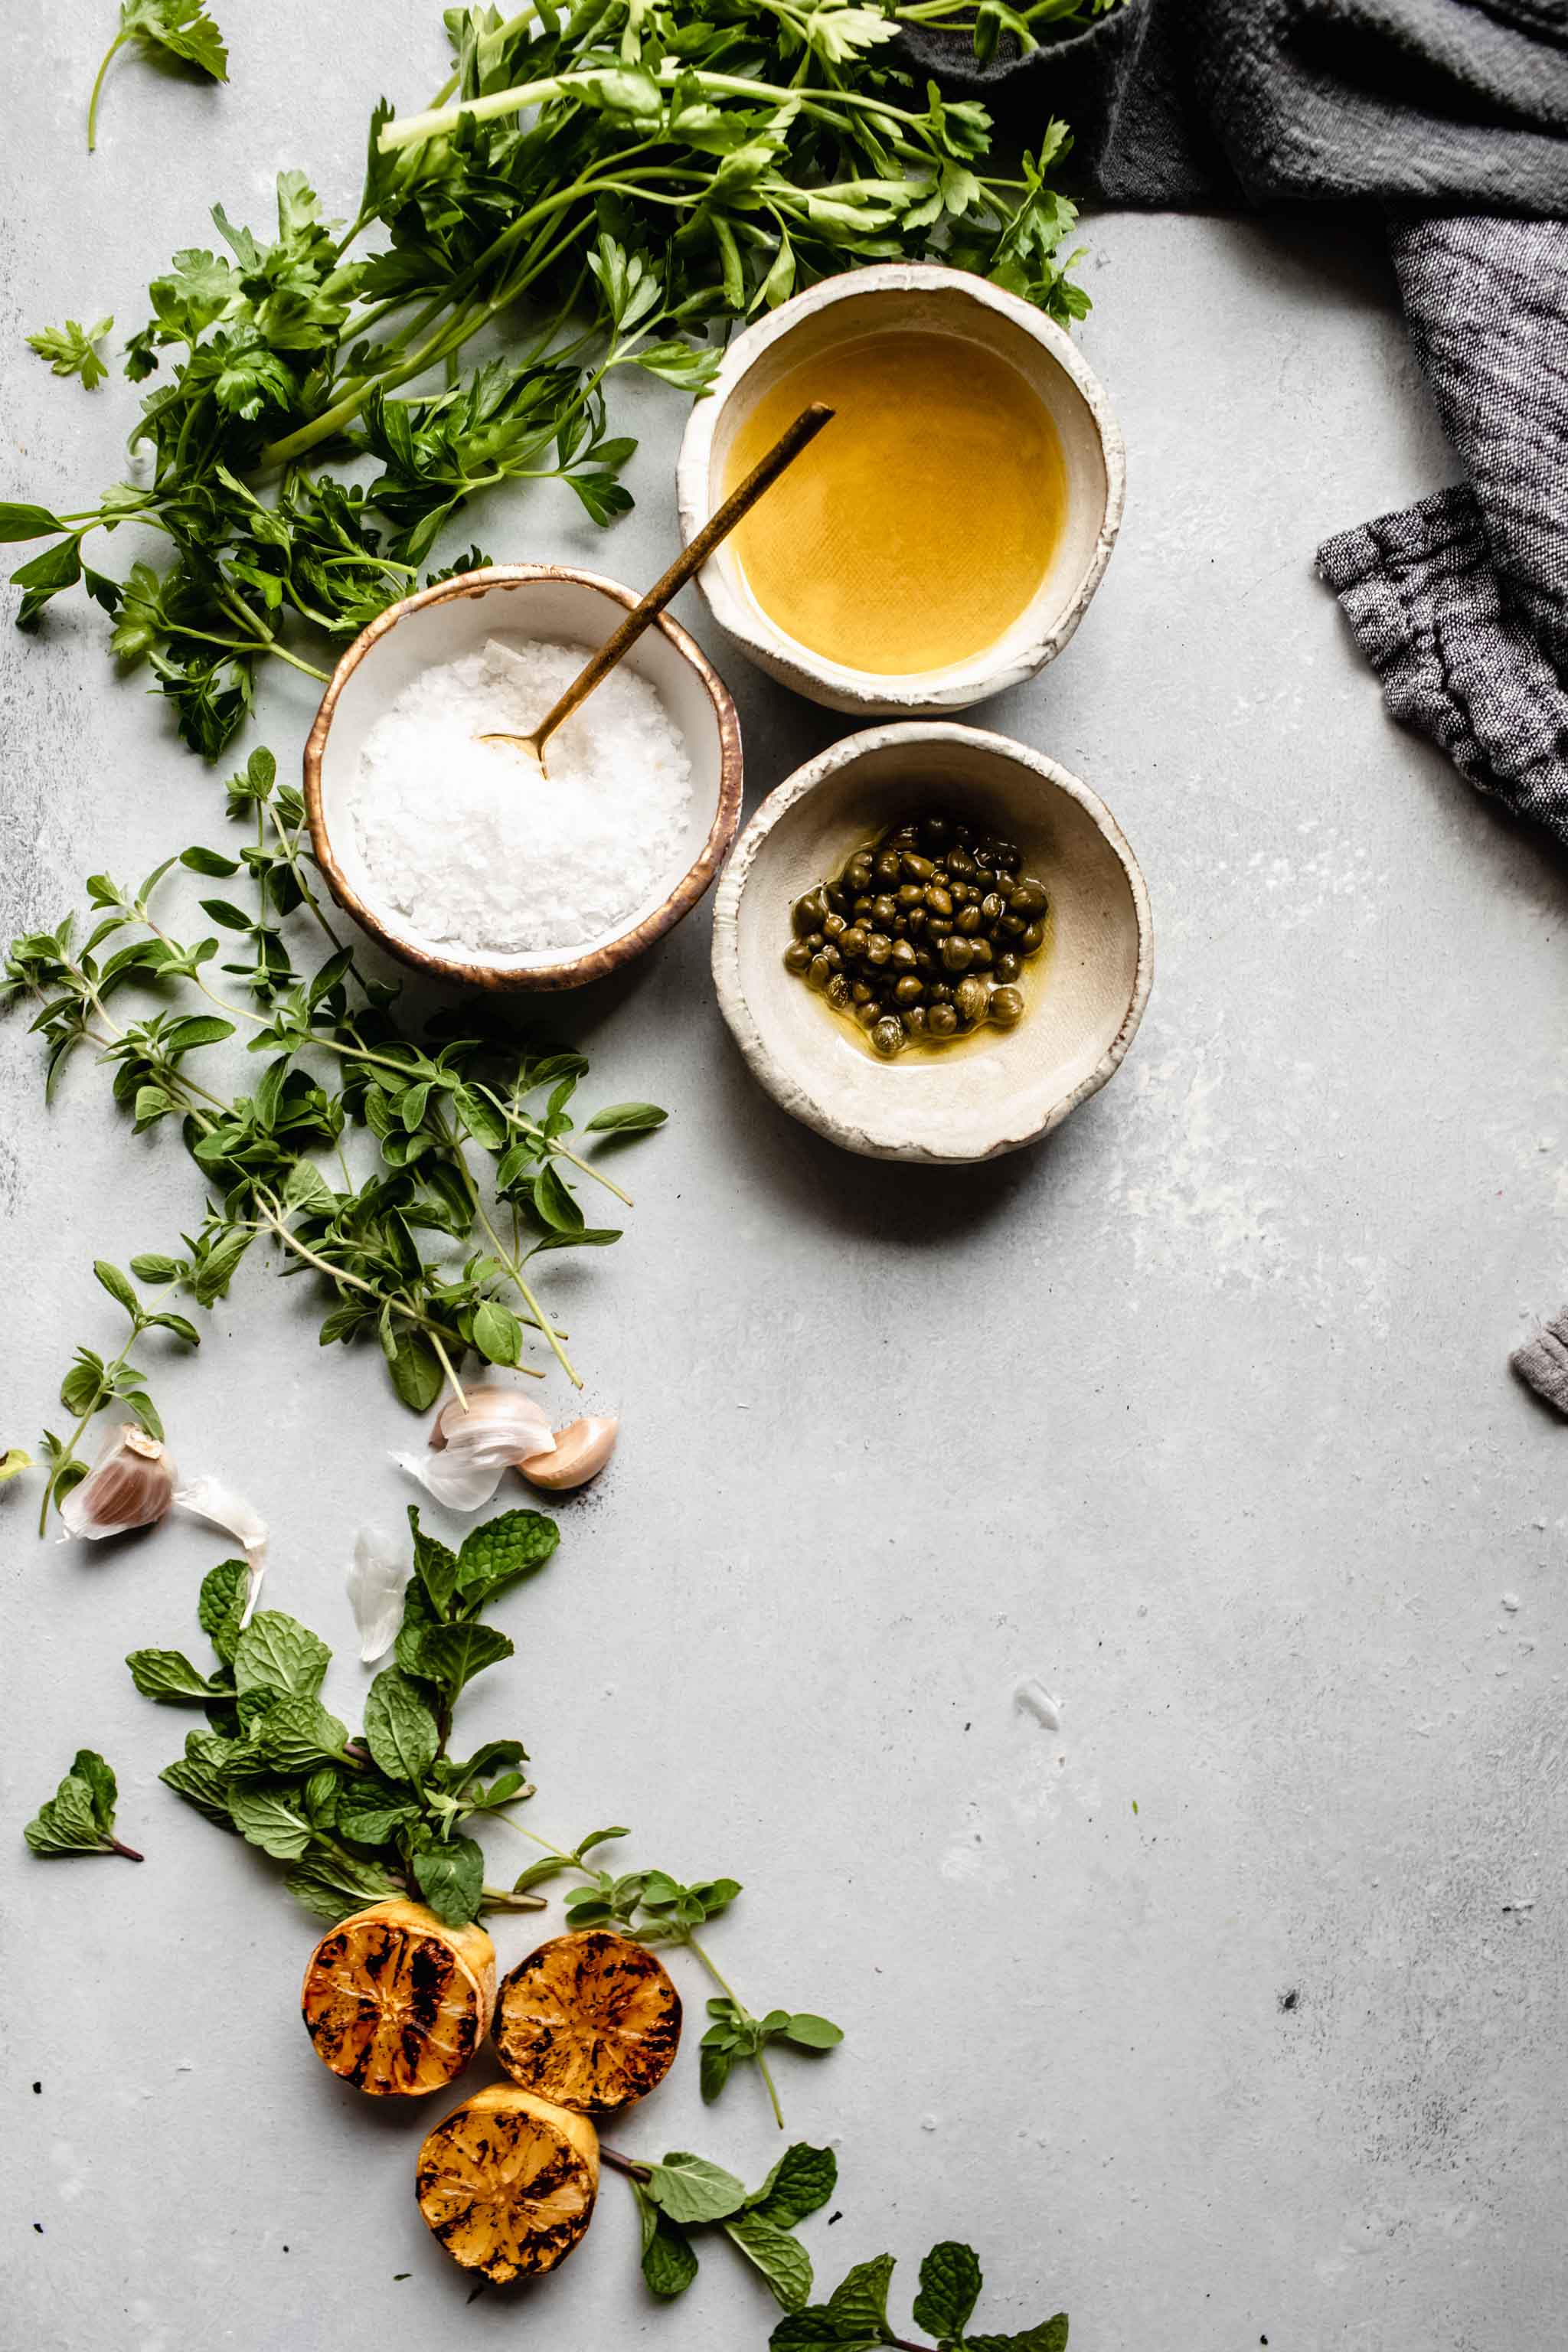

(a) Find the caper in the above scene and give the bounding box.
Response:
[949,849,975,880]
[783,940,812,973]
[980,891,1005,924]
[1021,920,1046,954]
[950,880,972,906]
[901,851,933,880]
[999,912,1026,938]
[928,1002,959,1037]
[988,985,1024,1027]
[995,951,1021,982]
[956,905,982,936]
[890,938,917,970]
[926,916,952,939]
[826,972,853,1011]
[865,934,891,965]
[807,952,832,991]
[870,895,897,926]
[871,1016,906,1058]
[893,975,924,1005]
[913,949,936,975]
[904,1004,929,1036]
[905,905,928,934]
[853,894,873,916]
[821,944,841,971]
[846,854,874,892]
[955,973,989,1024]
[928,982,954,1006]
[1011,878,1048,915]
[922,816,952,849]
[874,851,901,884]
[968,936,993,969]
[800,886,830,928]
[926,884,952,918]
[851,979,873,1004]
[897,883,923,908]
[855,999,881,1030]
[823,911,846,939]
[840,925,868,958]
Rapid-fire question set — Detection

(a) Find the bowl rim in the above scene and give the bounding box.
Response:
[303,564,744,991]
[710,719,1154,1163]
[675,263,1127,717]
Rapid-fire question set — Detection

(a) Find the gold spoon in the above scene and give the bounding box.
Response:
[478,400,834,773]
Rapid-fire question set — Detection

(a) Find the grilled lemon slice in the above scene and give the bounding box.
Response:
[493,1927,681,2112]
[301,1899,495,2097]
[416,2085,599,2282]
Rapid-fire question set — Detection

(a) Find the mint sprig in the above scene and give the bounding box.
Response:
[24,1749,142,1860]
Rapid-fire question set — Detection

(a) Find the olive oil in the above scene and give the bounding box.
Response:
[724,331,1067,675]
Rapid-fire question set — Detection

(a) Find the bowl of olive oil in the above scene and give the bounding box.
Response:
[676,264,1124,717]
[711,721,1152,1164]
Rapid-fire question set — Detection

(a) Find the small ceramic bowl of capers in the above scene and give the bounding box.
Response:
[711,721,1153,1163]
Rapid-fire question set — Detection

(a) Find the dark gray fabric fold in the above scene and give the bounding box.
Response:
[900,0,1568,848]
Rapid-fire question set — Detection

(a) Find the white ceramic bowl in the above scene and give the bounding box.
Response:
[676,264,1125,717]
[304,567,743,990]
[712,723,1152,1162]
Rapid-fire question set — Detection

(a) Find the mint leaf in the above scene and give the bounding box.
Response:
[408,1506,459,1616]
[70,1748,118,1831]
[197,1556,249,1663]
[724,2210,814,2311]
[635,2184,701,2298]
[913,2242,982,2341]
[335,1773,419,1845]
[159,1729,237,1826]
[240,1694,349,1776]
[126,1647,224,1701]
[455,1508,558,1602]
[828,2256,895,2336]
[645,2151,748,2226]
[406,1621,513,1700]
[283,1844,401,1922]
[411,1832,484,1926]
[965,2324,1069,2352]
[227,1784,312,1858]
[749,2143,837,2230]
[233,1609,329,1702]
[24,1752,136,1859]
[363,1667,439,1785]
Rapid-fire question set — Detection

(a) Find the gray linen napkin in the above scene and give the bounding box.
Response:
[1512,1308,1568,1415]
[1315,215,1568,850]
[902,0,1568,848]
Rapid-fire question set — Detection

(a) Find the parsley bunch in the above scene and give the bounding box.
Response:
[8,0,1092,757]
[4,746,665,1530]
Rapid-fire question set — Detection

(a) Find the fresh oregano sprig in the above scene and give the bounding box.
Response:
[5,746,665,1528]
[504,1837,843,2125]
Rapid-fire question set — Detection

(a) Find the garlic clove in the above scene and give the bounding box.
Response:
[397,1384,557,1513]
[346,1526,407,1663]
[521,1415,618,1492]
[59,1424,176,1540]
[173,1475,270,1624]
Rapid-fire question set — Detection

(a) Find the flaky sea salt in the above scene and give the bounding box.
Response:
[350,635,694,953]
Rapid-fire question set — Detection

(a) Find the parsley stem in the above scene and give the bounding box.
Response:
[85,31,128,154]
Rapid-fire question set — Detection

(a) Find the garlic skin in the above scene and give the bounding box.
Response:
[346,1526,407,1662]
[394,1385,556,1512]
[521,1415,618,1492]
[59,1425,176,1540]
[173,1475,270,1624]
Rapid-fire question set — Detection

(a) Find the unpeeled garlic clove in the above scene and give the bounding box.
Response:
[60,1424,176,1540]
[395,1383,557,1512]
[521,1415,618,1491]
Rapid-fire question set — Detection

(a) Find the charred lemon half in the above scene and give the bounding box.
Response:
[416,2084,599,2283]
[301,1899,495,2097]
[494,1928,681,2113]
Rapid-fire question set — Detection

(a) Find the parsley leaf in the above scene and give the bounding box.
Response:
[26,318,114,390]
[89,1,228,154]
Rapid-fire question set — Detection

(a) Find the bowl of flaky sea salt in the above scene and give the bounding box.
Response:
[304,567,743,988]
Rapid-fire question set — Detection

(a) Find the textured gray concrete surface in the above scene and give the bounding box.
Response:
[4,11,1567,2352]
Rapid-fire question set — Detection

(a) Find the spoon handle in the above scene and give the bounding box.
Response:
[531,400,834,756]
